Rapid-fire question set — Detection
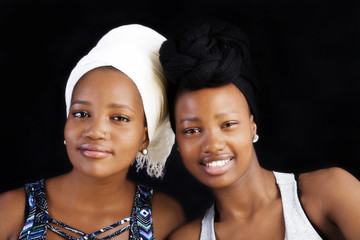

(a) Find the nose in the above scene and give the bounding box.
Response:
[82,117,109,140]
[200,129,225,153]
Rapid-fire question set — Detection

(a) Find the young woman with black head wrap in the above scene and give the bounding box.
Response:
[159,19,360,240]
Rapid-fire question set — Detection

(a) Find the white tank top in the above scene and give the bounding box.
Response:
[200,171,323,240]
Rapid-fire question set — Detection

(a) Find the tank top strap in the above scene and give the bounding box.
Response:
[200,203,216,240]
[273,171,323,240]
[18,179,48,240]
[130,183,155,240]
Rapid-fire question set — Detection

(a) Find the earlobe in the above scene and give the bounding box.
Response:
[140,148,148,156]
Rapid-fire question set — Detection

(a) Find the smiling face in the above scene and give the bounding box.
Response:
[64,67,149,179]
[175,83,257,188]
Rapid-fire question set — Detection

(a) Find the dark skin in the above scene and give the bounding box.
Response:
[169,83,360,240]
[0,67,185,240]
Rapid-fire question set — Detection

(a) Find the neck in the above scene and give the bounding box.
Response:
[47,170,136,211]
[212,161,278,220]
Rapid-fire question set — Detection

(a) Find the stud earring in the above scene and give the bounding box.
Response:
[252,134,259,143]
[64,140,66,145]
[141,148,148,156]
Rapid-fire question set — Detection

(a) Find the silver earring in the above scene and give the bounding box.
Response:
[141,148,148,156]
[64,140,66,145]
[252,134,259,143]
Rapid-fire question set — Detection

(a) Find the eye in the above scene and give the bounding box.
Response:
[222,121,238,129]
[72,111,90,118]
[112,115,130,122]
[183,128,201,134]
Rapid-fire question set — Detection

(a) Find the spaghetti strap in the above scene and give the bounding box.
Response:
[47,217,131,240]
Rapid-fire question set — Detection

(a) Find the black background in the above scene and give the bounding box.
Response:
[1,0,359,220]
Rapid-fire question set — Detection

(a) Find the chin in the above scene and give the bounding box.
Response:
[198,175,234,189]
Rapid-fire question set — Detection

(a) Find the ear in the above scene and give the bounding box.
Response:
[250,114,257,136]
[140,126,150,150]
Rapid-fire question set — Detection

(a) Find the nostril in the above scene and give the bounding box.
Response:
[201,136,225,153]
[83,130,107,140]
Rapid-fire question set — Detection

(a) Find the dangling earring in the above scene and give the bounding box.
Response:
[252,134,259,143]
[141,148,148,156]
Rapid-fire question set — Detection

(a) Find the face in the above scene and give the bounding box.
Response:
[64,67,149,179]
[175,83,257,188]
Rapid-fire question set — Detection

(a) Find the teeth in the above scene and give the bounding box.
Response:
[205,159,230,168]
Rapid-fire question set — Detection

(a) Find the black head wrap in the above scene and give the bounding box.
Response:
[160,19,258,131]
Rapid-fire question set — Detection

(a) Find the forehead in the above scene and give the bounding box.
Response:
[72,67,144,109]
[74,67,139,95]
[176,83,249,112]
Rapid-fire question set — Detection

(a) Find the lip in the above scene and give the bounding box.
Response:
[79,144,112,159]
[200,154,234,175]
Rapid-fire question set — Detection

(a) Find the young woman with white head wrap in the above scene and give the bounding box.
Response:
[0,24,185,240]
[65,23,175,178]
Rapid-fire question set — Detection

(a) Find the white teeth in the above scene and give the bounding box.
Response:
[205,159,231,168]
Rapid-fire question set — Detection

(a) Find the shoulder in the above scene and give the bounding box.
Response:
[152,191,185,220]
[168,217,202,240]
[299,167,360,239]
[298,167,359,206]
[0,187,26,238]
[152,191,186,240]
[299,167,359,196]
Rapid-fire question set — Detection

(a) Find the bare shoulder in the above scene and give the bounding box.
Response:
[299,167,360,239]
[152,191,185,221]
[168,217,202,240]
[298,167,359,204]
[0,187,26,238]
[152,191,186,240]
[299,167,359,193]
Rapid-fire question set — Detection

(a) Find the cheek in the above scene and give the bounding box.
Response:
[177,137,206,180]
[111,128,146,164]
[64,121,81,158]
[177,136,198,165]
[64,120,79,144]
[113,126,146,151]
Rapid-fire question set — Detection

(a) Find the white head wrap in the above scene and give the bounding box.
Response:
[65,24,175,178]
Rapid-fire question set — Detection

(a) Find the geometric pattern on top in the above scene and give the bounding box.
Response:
[18,179,155,240]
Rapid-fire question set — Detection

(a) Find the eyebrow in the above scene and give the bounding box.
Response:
[180,111,241,124]
[108,103,135,113]
[71,100,135,113]
[214,111,240,118]
[180,117,200,124]
[71,100,91,107]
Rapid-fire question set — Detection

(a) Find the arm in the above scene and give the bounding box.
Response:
[0,187,26,240]
[299,167,360,240]
[152,191,186,240]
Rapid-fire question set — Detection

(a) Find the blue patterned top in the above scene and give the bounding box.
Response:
[18,179,155,240]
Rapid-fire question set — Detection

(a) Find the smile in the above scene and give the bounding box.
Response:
[205,159,231,168]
